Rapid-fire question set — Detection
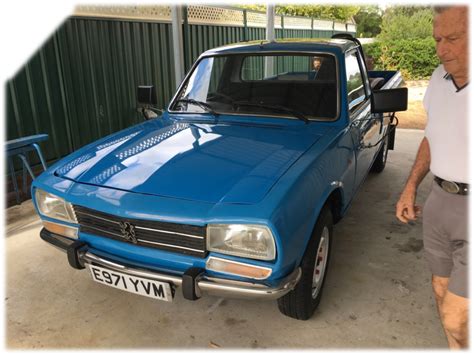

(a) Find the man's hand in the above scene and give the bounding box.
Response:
[396,137,430,224]
[396,188,422,223]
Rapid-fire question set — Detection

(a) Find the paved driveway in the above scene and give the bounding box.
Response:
[5,129,446,349]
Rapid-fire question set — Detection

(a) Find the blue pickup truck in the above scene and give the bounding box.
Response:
[32,35,407,320]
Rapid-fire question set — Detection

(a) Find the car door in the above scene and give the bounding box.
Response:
[346,49,383,189]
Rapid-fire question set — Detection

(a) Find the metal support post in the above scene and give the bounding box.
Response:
[281,15,284,38]
[171,5,185,89]
[266,4,275,42]
[243,9,248,41]
[182,5,189,71]
[265,4,275,78]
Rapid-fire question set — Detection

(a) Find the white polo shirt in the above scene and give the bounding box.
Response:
[423,65,469,183]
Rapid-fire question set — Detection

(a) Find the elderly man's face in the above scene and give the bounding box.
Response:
[433,7,469,78]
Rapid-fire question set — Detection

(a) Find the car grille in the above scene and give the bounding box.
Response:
[73,205,207,257]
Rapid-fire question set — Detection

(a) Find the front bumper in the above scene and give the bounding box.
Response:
[40,228,301,301]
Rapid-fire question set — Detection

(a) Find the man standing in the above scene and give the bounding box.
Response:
[396,6,469,349]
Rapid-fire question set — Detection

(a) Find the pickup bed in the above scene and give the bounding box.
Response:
[32,35,407,320]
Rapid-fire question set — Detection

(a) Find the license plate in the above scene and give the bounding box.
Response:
[86,264,173,302]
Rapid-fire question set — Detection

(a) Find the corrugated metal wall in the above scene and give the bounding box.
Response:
[184,25,245,71]
[7,30,72,167]
[58,18,175,150]
[6,12,355,181]
[7,17,176,168]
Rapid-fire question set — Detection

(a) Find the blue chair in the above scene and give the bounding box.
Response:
[5,134,49,205]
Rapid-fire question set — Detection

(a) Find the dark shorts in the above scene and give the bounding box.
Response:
[423,182,469,298]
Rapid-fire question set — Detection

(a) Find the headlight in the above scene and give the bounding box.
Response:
[207,224,276,261]
[35,189,77,223]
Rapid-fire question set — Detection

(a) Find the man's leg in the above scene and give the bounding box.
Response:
[432,275,457,347]
[432,275,449,308]
[440,290,469,348]
[424,184,468,348]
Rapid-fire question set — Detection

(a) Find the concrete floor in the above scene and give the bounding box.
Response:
[5,129,447,349]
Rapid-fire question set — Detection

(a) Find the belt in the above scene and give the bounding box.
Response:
[434,176,469,195]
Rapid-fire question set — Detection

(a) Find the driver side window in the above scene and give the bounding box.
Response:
[345,51,367,114]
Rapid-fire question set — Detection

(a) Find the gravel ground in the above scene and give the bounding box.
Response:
[397,81,428,130]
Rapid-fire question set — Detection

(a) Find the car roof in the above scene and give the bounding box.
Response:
[201,38,358,56]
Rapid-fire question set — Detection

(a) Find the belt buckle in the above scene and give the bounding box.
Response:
[440,180,460,194]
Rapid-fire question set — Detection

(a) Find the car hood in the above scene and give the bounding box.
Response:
[55,118,327,204]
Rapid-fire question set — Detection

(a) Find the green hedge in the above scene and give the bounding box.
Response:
[363,38,439,80]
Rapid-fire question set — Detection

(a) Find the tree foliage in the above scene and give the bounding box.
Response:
[364,38,439,79]
[353,5,382,38]
[276,4,359,21]
[363,6,438,79]
[384,5,432,17]
[378,6,434,41]
[238,4,267,13]
[237,4,359,22]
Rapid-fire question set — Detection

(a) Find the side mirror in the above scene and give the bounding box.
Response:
[371,87,408,113]
[137,85,157,106]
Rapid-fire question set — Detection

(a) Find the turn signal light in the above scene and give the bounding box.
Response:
[206,257,272,280]
[43,221,78,239]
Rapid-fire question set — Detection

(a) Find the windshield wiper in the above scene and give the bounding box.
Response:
[233,101,309,124]
[175,98,219,117]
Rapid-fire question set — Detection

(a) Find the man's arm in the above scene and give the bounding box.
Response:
[396,137,431,223]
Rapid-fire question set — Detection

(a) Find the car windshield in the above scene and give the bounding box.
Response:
[170,53,338,120]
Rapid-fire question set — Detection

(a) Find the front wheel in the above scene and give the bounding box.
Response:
[277,206,333,320]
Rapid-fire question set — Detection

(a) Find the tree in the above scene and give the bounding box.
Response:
[276,4,360,21]
[384,5,431,17]
[238,4,266,13]
[353,6,383,38]
[365,5,439,80]
[378,6,433,40]
[238,4,360,22]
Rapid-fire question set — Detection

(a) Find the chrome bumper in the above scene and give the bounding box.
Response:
[40,229,301,301]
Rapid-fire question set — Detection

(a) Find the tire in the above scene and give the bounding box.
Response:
[277,205,333,320]
[371,134,389,173]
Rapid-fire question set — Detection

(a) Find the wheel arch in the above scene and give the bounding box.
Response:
[327,187,344,225]
[299,185,344,262]
[277,186,341,320]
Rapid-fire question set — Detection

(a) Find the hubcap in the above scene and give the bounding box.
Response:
[312,226,329,299]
